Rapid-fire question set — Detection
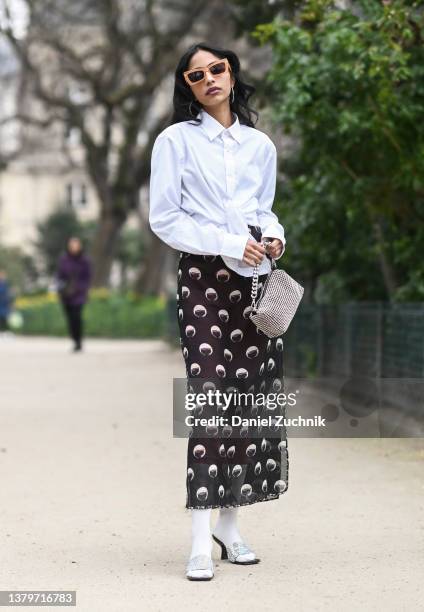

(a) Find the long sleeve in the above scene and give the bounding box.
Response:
[149,132,249,260]
[257,140,286,260]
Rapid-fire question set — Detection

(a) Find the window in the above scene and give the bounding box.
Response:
[66,182,88,209]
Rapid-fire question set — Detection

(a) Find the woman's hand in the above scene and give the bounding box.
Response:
[242,239,266,266]
[263,237,284,259]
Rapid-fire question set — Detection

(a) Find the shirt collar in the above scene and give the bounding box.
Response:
[197,108,242,144]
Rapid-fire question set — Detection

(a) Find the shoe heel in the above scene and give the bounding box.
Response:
[212,535,228,560]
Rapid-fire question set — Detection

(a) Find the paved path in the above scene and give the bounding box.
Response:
[0,336,423,611]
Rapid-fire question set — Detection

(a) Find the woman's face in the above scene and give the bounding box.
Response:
[68,238,82,255]
[186,50,235,111]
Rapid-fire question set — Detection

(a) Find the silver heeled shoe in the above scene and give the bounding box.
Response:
[212,534,260,565]
[186,554,214,581]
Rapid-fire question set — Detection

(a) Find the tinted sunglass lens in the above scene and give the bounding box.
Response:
[210,62,226,75]
[188,70,205,83]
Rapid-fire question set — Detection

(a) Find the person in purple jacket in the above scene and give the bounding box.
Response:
[56,236,92,352]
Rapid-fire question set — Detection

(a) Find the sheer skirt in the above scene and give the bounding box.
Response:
[177,225,289,510]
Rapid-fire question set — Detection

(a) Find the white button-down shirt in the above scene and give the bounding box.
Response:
[148,108,286,277]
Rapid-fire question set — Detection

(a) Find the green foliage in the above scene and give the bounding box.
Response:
[230,0,300,38]
[14,290,166,338]
[253,0,424,301]
[0,245,38,294]
[115,227,146,268]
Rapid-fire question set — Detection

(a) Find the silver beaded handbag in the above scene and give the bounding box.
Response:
[249,252,304,338]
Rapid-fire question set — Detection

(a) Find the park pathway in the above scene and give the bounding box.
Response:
[0,336,423,611]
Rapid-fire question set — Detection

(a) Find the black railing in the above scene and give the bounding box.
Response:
[165,298,424,420]
[166,299,424,377]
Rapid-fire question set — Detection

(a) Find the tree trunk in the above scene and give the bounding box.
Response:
[90,213,127,287]
[363,202,398,300]
[372,218,398,299]
[134,231,172,296]
[120,262,128,291]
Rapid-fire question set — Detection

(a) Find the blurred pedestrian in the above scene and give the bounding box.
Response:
[56,237,92,352]
[0,269,13,335]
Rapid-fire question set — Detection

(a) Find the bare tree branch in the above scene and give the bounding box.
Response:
[0,0,223,286]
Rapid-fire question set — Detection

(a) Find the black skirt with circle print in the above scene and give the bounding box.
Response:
[176,224,289,509]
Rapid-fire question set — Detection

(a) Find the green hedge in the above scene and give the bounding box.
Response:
[13,291,167,339]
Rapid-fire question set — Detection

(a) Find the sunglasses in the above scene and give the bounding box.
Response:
[183,57,232,86]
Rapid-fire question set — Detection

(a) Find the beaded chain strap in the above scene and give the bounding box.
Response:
[249,248,304,338]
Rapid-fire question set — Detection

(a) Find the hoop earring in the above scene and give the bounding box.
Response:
[230,86,235,104]
[189,100,198,117]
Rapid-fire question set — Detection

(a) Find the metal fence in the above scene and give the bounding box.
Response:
[166,299,424,421]
[166,299,424,377]
[283,302,424,379]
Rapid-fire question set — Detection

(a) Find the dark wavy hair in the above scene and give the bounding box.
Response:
[168,42,258,128]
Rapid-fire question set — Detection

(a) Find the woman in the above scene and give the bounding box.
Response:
[149,42,289,581]
[56,237,92,352]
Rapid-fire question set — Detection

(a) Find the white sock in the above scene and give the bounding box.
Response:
[214,507,241,544]
[190,508,212,559]
[213,507,255,562]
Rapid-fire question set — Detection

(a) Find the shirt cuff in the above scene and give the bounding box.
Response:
[220,233,250,261]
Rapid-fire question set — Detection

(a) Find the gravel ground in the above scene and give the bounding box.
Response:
[0,336,423,612]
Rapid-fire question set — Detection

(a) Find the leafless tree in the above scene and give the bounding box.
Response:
[0,0,281,292]
[0,0,210,288]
